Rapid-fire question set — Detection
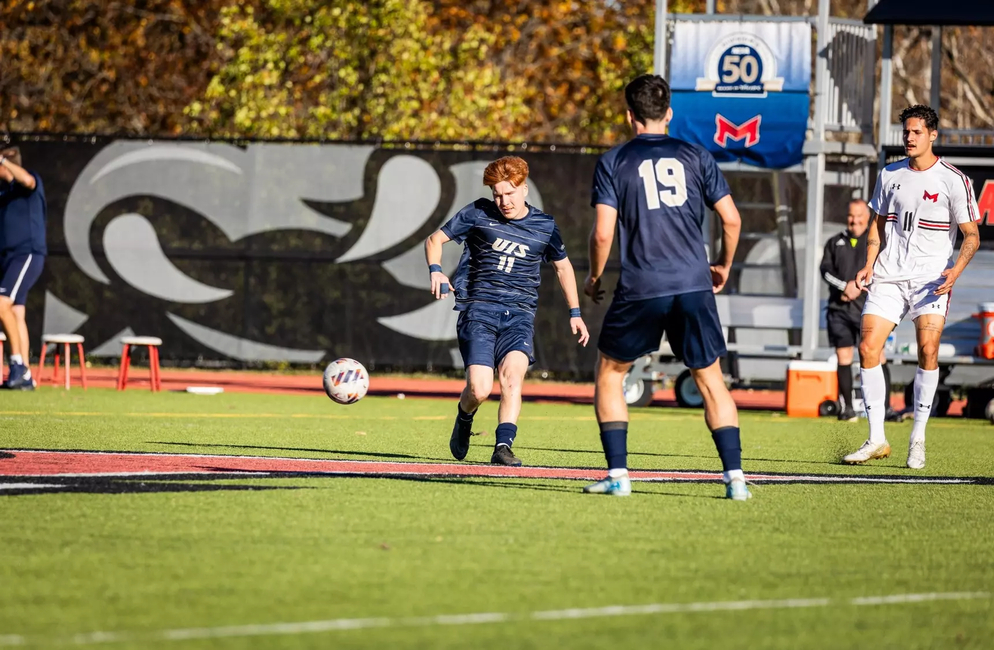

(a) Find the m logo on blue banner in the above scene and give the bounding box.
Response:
[714,114,761,148]
[668,21,811,169]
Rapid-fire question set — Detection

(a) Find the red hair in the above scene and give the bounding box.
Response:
[483,156,529,187]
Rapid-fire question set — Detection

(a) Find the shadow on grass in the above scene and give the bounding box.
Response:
[742,456,848,468]
[149,440,432,461]
[365,475,719,499]
[514,445,713,460]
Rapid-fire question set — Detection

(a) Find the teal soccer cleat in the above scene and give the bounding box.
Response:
[725,477,752,501]
[582,473,632,496]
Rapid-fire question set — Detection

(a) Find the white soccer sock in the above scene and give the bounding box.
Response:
[723,469,745,483]
[608,468,628,479]
[910,367,939,443]
[10,354,23,365]
[860,365,887,444]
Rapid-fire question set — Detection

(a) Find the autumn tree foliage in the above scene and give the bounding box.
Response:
[182,0,533,141]
[0,0,227,134]
[2,0,992,143]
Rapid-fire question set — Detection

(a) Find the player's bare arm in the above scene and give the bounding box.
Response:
[585,203,618,304]
[935,221,980,295]
[856,211,886,289]
[710,195,741,293]
[0,153,36,189]
[551,257,590,346]
[424,229,452,299]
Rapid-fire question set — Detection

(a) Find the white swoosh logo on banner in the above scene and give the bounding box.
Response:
[103,214,233,303]
[336,156,441,263]
[166,313,326,363]
[64,142,373,284]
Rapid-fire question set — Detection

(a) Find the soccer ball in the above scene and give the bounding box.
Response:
[986,398,994,424]
[322,358,369,405]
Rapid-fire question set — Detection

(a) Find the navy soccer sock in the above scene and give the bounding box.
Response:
[710,426,742,472]
[456,403,476,431]
[495,423,517,448]
[599,421,628,472]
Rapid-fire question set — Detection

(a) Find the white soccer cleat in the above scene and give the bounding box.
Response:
[843,439,892,465]
[583,473,632,496]
[907,438,926,469]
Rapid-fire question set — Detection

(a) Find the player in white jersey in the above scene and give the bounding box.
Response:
[844,105,981,469]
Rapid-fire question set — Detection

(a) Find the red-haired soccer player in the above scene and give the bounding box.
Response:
[425,156,589,466]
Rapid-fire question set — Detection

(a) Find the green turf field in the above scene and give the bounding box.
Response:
[1,388,992,649]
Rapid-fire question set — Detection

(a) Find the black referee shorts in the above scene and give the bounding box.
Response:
[826,308,861,348]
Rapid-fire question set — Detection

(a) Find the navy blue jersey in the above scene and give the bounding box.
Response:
[0,172,48,256]
[591,134,730,301]
[441,199,568,313]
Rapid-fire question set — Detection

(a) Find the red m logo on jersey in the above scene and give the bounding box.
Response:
[923,190,938,202]
[978,179,994,225]
[714,114,761,148]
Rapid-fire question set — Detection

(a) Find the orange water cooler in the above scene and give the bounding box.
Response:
[785,360,838,417]
[976,302,994,360]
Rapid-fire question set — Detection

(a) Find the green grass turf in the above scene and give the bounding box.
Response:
[1,388,993,649]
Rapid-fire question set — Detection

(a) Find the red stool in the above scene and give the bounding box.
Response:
[117,336,163,392]
[38,334,87,390]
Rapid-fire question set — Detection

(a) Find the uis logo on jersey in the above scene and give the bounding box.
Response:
[695,32,784,97]
[492,238,530,258]
[923,190,939,203]
[714,114,761,148]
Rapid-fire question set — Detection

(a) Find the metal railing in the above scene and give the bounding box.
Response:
[884,125,994,148]
[822,18,876,137]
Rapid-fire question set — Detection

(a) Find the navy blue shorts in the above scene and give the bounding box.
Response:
[598,290,726,368]
[457,305,535,368]
[0,253,45,306]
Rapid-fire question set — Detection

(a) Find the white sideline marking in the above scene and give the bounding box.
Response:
[2,592,987,647]
[0,484,65,491]
[851,592,988,606]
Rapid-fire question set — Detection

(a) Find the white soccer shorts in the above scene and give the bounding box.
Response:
[862,277,949,325]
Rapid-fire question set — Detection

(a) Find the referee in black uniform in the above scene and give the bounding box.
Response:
[820,199,894,421]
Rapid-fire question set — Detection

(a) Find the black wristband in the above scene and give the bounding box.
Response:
[569,307,581,318]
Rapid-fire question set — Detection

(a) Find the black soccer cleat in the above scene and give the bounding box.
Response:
[885,408,906,423]
[449,417,472,461]
[490,444,522,467]
[837,407,857,422]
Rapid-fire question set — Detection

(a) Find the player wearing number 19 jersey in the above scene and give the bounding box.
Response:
[424,156,590,467]
[844,104,981,470]
[583,74,750,500]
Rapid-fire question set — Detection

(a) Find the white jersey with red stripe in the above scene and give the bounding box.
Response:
[867,157,979,282]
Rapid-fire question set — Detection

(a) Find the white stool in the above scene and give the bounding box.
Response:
[38,334,87,390]
[117,336,163,392]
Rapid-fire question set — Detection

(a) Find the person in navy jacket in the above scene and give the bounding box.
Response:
[0,147,47,390]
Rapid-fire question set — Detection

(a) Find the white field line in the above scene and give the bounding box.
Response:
[2,592,987,647]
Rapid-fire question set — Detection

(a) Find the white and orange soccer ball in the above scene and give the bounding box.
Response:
[322,358,369,405]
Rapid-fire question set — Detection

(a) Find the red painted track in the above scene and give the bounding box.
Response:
[31,365,939,412]
[0,450,979,484]
[31,366,882,411]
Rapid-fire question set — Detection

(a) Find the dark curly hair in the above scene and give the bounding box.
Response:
[899,104,939,131]
[625,75,671,125]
